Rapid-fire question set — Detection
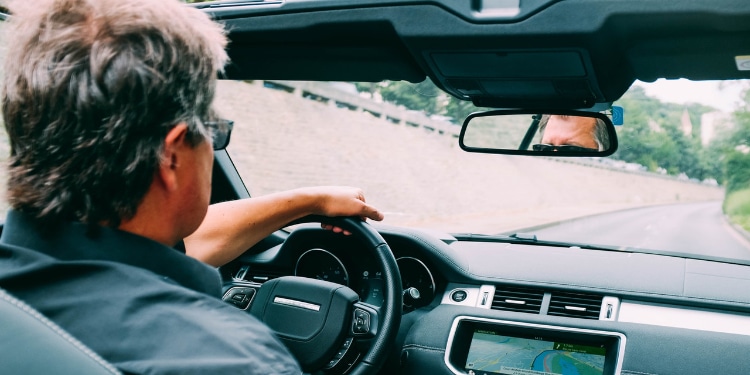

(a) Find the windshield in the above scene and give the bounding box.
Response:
[219,79,750,262]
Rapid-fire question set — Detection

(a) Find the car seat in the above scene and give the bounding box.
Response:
[0,287,122,374]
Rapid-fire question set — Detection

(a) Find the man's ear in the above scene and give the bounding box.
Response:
[157,123,189,192]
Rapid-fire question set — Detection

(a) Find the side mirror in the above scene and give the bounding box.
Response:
[459,110,618,157]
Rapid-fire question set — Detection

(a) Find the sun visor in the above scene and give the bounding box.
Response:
[432,52,586,78]
[429,50,604,109]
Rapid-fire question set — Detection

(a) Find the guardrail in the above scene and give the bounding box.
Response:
[261,80,461,137]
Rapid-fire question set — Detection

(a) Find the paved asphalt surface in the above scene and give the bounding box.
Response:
[529,201,750,261]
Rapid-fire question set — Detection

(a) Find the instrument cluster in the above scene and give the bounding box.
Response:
[294,247,436,309]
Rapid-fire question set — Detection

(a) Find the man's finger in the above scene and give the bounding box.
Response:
[361,203,384,221]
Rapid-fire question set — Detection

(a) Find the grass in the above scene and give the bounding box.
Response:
[724,188,750,232]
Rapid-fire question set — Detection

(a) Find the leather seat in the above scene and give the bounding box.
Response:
[0,287,121,375]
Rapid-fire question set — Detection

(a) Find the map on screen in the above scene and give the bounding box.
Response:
[464,331,605,375]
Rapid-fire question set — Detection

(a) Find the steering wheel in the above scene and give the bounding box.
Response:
[248,216,402,375]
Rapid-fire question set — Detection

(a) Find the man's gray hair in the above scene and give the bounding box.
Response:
[2,0,228,226]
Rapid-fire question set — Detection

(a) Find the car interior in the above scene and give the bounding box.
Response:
[4,1,750,375]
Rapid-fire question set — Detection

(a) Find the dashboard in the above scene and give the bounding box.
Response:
[220,224,750,375]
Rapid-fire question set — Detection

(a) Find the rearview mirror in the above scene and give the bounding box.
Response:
[459,110,618,156]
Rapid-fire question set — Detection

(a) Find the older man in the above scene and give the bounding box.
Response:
[0,0,382,373]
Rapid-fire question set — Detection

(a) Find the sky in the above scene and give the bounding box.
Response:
[634,79,747,113]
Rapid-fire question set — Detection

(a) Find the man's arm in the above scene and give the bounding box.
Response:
[183,186,384,267]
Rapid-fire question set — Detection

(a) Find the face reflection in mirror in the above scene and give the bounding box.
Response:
[459,111,614,154]
[535,115,607,152]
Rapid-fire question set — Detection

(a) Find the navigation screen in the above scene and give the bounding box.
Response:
[464,329,606,375]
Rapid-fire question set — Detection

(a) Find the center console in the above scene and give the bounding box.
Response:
[444,317,626,375]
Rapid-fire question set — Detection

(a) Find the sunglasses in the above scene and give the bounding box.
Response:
[203,119,234,150]
[532,144,598,152]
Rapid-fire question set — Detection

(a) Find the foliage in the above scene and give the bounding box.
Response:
[724,151,750,193]
[730,91,750,149]
[354,80,481,124]
[730,215,750,233]
[724,188,750,232]
[720,85,750,223]
[721,87,750,194]
[612,86,720,180]
[444,97,478,123]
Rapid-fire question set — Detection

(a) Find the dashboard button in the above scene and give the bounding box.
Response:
[451,289,468,302]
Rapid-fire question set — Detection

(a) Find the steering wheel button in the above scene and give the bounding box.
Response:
[352,308,372,334]
[325,358,339,369]
[342,337,353,349]
[354,322,365,334]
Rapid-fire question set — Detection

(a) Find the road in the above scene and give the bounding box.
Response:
[529,201,750,261]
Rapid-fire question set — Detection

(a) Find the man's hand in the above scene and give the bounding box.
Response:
[303,186,384,235]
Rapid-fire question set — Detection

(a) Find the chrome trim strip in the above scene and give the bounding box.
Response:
[476,285,495,309]
[565,305,587,311]
[233,265,250,281]
[273,297,321,311]
[618,300,750,336]
[600,297,620,321]
[444,316,626,375]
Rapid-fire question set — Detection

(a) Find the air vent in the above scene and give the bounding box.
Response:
[548,292,603,320]
[491,286,544,314]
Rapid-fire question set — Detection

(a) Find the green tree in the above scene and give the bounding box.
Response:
[725,151,750,192]
[355,80,481,124]
[355,81,441,115]
[612,86,721,180]
[723,89,750,192]
[444,98,477,124]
